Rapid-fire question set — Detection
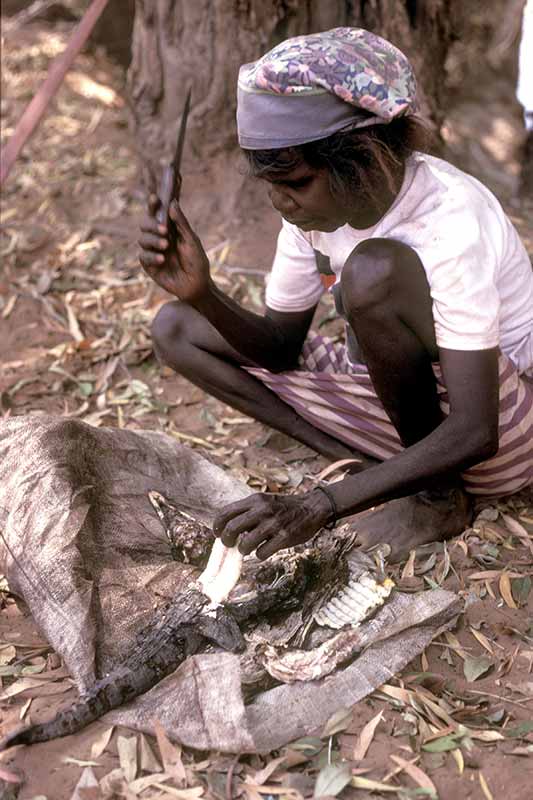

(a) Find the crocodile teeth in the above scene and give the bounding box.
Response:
[197,539,243,605]
[314,573,394,629]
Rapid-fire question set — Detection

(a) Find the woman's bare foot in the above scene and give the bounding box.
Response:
[352,487,473,562]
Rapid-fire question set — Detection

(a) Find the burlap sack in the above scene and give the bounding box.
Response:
[0,415,459,752]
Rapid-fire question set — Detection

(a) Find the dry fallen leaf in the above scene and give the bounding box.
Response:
[435,543,451,585]
[69,766,99,800]
[240,784,300,800]
[508,745,533,755]
[139,732,162,773]
[421,649,430,671]
[512,576,532,606]
[321,706,353,737]
[518,649,533,673]
[63,757,100,767]
[0,767,22,783]
[389,754,437,796]
[351,775,406,794]
[444,631,468,659]
[117,734,138,784]
[64,293,85,343]
[128,772,173,794]
[98,767,126,796]
[463,654,493,682]
[89,725,114,759]
[0,645,16,666]
[151,785,204,798]
[422,731,464,753]
[314,763,352,798]
[1,294,18,320]
[154,720,187,785]
[500,512,533,555]
[401,550,416,579]
[0,676,72,700]
[315,458,361,481]
[479,771,494,800]
[505,681,533,696]
[19,697,32,720]
[251,755,286,786]
[468,570,524,581]
[469,627,494,655]
[378,683,413,705]
[499,572,518,609]
[450,747,464,774]
[469,730,504,742]
[352,710,384,761]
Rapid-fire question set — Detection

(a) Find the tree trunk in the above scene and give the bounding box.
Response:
[126,0,466,217]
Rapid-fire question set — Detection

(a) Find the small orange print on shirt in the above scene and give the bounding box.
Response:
[320,274,336,290]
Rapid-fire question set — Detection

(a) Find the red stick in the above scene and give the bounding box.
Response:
[0,0,111,186]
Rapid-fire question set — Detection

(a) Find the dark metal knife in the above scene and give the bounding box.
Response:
[155,87,192,225]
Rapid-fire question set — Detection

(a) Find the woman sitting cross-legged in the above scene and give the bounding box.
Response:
[139,28,533,562]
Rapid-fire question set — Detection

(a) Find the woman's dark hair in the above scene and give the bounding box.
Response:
[243,116,432,211]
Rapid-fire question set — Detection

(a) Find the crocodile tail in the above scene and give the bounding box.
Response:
[0,699,99,750]
[0,664,160,750]
[1,725,35,750]
[0,718,62,752]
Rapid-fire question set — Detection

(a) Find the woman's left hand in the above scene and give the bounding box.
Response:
[213,490,332,560]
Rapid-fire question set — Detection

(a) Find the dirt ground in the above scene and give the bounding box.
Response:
[0,11,532,800]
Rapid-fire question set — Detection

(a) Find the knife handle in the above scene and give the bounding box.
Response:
[155,165,177,225]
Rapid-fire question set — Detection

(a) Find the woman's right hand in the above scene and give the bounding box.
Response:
[139,194,211,303]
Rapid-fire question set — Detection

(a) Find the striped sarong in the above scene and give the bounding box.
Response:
[246,334,533,497]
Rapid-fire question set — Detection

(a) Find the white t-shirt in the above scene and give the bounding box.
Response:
[266,153,533,376]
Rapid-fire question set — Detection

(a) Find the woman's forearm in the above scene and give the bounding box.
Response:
[327,413,496,518]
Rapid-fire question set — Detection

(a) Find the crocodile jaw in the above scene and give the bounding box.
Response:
[197,538,243,605]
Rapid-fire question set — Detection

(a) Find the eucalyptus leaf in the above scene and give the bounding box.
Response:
[321,707,353,738]
[0,644,16,666]
[504,721,533,739]
[476,507,499,522]
[316,747,342,770]
[463,654,493,682]
[289,736,324,756]
[314,762,352,798]
[130,379,150,396]
[0,665,21,677]
[200,408,218,428]
[422,735,462,752]
[21,663,46,675]
[512,576,531,606]
[78,381,94,397]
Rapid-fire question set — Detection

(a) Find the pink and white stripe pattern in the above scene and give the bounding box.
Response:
[246,335,533,496]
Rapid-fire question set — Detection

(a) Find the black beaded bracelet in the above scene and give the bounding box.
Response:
[313,484,338,529]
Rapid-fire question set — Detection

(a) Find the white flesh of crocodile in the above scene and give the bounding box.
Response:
[197,538,244,605]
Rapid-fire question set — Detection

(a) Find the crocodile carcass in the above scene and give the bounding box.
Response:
[1,493,393,750]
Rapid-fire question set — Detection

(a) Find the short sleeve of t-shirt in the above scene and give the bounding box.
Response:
[266,221,324,312]
[415,202,503,351]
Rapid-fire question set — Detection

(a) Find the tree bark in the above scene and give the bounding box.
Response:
[127,0,466,215]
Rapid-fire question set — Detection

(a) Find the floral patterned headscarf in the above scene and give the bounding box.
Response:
[237,27,419,149]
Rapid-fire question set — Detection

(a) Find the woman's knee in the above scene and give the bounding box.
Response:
[340,238,423,315]
[151,301,196,364]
